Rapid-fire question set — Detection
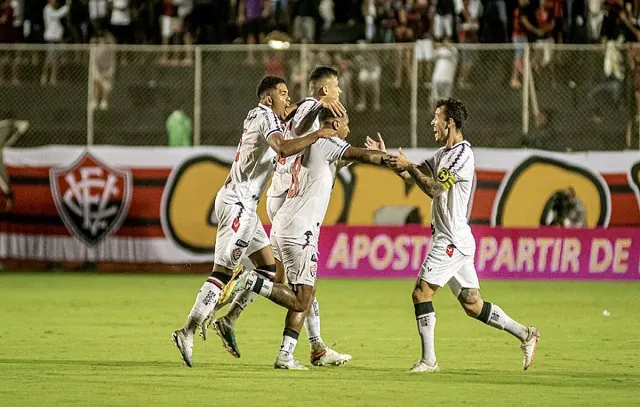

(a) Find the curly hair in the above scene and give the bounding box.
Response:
[436,98,469,130]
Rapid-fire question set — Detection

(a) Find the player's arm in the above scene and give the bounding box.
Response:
[364,133,418,184]
[267,128,336,158]
[341,146,390,166]
[388,148,445,199]
[295,99,346,135]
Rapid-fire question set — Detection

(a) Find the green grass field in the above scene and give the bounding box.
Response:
[0,273,639,406]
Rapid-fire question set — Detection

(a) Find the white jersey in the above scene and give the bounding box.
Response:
[225,103,282,207]
[424,140,476,255]
[272,136,350,247]
[267,97,320,197]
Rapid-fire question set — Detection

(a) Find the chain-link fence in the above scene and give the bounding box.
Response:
[1,42,638,151]
[0,44,89,147]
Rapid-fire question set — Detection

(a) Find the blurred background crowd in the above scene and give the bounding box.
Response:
[2,0,640,48]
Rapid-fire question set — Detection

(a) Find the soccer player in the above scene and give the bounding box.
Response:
[172,76,337,368]
[215,66,351,367]
[377,98,540,372]
[237,108,390,369]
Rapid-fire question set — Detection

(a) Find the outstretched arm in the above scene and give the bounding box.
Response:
[294,98,346,135]
[267,128,336,158]
[388,149,445,199]
[341,146,390,166]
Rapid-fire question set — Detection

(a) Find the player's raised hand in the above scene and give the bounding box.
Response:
[387,147,413,171]
[321,97,346,117]
[315,128,339,139]
[365,133,387,152]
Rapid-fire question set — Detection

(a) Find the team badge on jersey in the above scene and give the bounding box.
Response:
[310,253,318,277]
[437,167,458,190]
[446,244,455,258]
[231,247,243,262]
[50,150,132,246]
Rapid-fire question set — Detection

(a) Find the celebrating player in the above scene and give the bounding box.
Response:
[236,109,390,369]
[213,66,351,366]
[376,98,540,372]
[172,76,337,368]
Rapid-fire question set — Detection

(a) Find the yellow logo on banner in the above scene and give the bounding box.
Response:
[493,156,611,227]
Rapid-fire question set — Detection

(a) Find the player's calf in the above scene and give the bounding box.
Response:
[238,270,314,312]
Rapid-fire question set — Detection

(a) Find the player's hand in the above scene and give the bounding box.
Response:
[387,147,412,171]
[315,128,338,139]
[320,97,346,117]
[365,133,387,152]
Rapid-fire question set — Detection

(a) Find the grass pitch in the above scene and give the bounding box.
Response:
[0,273,638,406]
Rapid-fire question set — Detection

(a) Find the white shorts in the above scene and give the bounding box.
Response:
[419,240,480,297]
[272,237,318,287]
[213,188,269,269]
[433,14,453,39]
[266,191,287,224]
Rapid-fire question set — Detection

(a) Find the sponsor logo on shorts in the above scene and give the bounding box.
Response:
[231,247,242,261]
[232,202,245,233]
[235,239,249,248]
[446,244,455,258]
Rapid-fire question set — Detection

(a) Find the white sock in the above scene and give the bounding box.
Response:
[415,302,436,364]
[305,297,325,351]
[183,279,222,334]
[226,290,258,323]
[278,329,299,361]
[484,303,528,342]
[244,272,273,298]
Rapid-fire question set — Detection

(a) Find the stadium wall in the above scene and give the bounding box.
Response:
[1,146,639,280]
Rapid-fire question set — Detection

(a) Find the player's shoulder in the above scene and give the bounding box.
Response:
[293,97,319,121]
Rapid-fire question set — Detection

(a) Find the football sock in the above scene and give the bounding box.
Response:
[278,328,299,361]
[478,302,528,342]
[305,297,325,351]
[183,272,230,334]
[244,271,274,298]
[414,302,436,364]
[226,266,276,323]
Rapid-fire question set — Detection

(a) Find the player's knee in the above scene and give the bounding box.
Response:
[458,288,482,318]
[412,282,433,303]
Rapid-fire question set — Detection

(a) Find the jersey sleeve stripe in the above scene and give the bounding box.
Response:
[447,144,467,171]
[337,143,350,160]
[265,128,281,139]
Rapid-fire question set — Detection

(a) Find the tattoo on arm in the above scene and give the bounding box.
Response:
[408,165,445,198]
[341,146,387,165]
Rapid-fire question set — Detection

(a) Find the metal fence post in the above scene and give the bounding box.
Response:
[300,43,309,101]
[410,43,418,148]
[522,44,530,136]
[194,46,202,146]
[87,44,95,146]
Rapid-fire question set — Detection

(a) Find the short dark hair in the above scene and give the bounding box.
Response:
[256,75,286,98]
[310,66,338,84]
[436,98,469,130]
[319,107,347,124]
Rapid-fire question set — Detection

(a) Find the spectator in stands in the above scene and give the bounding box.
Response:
[291,0,318,43]
[334,48,353,106]
[192,0,227,44]
[177,0,194,64]
[566,0,587,43]
[433,0,461,42]
[271,0,289,33]
[67,0,88,46]
[87,0,107,33]
[457,0,482,88]
[41,0,69,86]
[479,0,508,42]
[91,29,115,110]
[544,187,587,228]
[588,37,624,123]
[0,0,19,85]
[362,0,376,41]
[166,109,192,146]
[24,0,46,43]
[354,43,381,112]
[430,39,458,110]
[110,0,133,45]
[160,0,191,64]
[238,0,270,63]
[510,0,529,89]
[319,0,334,30]
[392,1,414,89]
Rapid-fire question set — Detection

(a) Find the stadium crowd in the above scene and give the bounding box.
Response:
[2,0,640,47]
